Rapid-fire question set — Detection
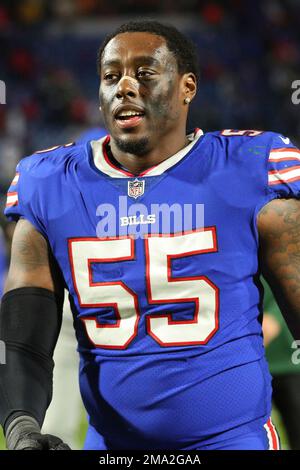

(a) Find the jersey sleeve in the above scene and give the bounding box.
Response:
[267,133,300,199]
[4,158,47,238]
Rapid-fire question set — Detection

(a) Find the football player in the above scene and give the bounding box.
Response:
[1,20,300,450]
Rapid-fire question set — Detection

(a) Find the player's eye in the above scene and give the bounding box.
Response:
[103,73,119,81]
[137,70,154,79]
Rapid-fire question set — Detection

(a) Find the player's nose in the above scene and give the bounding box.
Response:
[116,75,138,100]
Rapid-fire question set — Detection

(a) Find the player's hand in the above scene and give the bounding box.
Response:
[5,415,71,450]
[11,432,71,450]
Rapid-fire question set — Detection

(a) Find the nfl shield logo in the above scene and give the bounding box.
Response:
[128,178,145,199]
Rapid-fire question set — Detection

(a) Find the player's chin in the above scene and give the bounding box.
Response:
[114,133,150,156]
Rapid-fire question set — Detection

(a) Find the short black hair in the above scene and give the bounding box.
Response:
[97,20,200,81]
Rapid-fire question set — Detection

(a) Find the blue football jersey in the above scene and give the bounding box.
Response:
[5,129,300,449]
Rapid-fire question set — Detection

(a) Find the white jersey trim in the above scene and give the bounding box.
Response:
[91,129,204,178]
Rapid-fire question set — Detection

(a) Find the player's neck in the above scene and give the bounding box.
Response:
[109,130,190,176]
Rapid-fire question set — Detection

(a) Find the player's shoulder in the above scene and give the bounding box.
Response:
[17,141,88,177]
[206,129,281,145]
[203,129,297,158]
[202,129,300,198]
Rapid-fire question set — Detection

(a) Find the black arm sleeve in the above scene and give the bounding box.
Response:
[0,287,64,432]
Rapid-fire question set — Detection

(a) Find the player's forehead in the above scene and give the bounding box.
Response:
[101,32,173,69]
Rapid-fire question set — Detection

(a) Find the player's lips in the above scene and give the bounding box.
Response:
[113,104,145,129]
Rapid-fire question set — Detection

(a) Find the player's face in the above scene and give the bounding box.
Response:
[99,32,191,156]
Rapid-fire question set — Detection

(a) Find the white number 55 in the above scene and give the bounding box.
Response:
[69,228,219,349]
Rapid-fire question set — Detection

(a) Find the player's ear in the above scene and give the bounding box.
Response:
[181,73,197,104]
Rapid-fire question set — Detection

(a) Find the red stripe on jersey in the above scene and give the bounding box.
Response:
[270,147,300,154]
[269,175,300,185]
[266,418,280,450]
[269,149,300,162]
[6,191,18,207]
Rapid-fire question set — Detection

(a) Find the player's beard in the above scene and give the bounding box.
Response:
[114,136,150,156]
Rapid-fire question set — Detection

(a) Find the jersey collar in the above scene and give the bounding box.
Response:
[90,129,204,178]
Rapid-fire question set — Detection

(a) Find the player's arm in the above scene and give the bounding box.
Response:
[258,197,300,340]
[0,218,70,450]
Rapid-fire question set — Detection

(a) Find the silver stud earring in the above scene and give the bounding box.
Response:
[184,97,191,105]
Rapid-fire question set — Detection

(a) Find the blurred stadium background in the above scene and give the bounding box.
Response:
[0,0,300,450]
